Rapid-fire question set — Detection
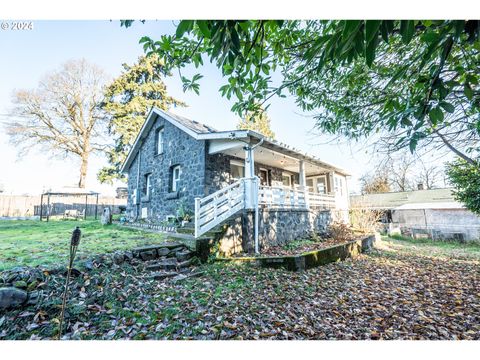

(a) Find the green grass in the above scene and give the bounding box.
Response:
[0,219,168,271]
[281,238,316,251]
[381,235,480,261]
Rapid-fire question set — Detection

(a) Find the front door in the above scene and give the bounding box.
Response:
[259,169,269,186]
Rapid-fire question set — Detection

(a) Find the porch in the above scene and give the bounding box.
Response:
[195,131,350,250]
[194,177,336,240]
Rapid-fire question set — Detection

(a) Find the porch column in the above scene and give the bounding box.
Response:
[299,160,306,188]
[328,171,335,194]
[244,146,255,209]
[299,160,309,208]
[244,144,259,254]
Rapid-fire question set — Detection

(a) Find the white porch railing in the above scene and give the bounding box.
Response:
[194,178,246,238]
[194,178,336,238]
[259,185,335,209]
[307,191,336,208]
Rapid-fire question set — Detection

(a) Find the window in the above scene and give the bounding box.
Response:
[282,172,292,187]
[230,160,245,180]
[259,168,269,186]
[171,165,181,192]
[306,179,314,192]
[334,176,343,196]
[144,173,152,199]
[306,176,327,194]
[316,177,327,194]
[155,128,164,155]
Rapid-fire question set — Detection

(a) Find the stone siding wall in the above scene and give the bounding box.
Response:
[218,208,334,256]
[126,115,206,221]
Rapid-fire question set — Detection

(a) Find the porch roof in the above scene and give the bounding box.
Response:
[121,107,350,176]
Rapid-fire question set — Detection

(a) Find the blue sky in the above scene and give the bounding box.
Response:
[0,20,370,195]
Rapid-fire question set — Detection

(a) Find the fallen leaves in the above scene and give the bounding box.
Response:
[1,239,480,340]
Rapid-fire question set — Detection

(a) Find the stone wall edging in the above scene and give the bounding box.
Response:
[216,233,379,272]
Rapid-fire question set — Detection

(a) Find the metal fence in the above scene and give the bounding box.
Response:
[0,194,127,218]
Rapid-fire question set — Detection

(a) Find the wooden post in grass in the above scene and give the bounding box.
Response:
[57,226,81,339]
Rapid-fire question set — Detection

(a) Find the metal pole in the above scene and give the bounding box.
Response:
[46,194,50,222]
[254,177,260,254]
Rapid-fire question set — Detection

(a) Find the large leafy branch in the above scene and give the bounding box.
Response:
[124,20,479,161]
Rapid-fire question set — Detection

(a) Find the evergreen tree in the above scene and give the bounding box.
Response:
[98,54,185,183]
[237,109,275,139]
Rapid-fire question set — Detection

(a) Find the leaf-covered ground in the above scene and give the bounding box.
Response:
[1,237,479,340]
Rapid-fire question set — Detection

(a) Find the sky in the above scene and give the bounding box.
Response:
[0,20,383,196]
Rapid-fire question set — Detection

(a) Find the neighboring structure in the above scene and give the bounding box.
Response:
[121,107,350,254]
[351,188,480,241]
[115,187,128,199]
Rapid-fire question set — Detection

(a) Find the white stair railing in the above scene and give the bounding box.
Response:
[194,178,247,238]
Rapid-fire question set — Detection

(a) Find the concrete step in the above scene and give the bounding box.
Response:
[146,258,177,271]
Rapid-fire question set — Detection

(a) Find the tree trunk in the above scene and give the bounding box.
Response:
[78,153,89,188]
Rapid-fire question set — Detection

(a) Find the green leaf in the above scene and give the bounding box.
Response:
[429,107,444,125]
[440,102,455,113]
[409,137,418,153]
[176,20,193,38]
[380,21,391,43]
[365,20,381,44]
[196,20,211,38]
[465,83,474,100]
[341,20,362,39]
[139,36,151,44]
[365,35,378,67]
[400,20,415,44]
[192,73,203,82]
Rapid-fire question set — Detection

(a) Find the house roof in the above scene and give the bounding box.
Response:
[350,188,464,210]
[165,111,217,134]
[121,107,350,176]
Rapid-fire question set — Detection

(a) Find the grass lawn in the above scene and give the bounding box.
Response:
[1,235,479,339]
[382,234,480,260]
[0,219,167,271]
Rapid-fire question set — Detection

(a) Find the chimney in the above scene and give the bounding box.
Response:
[417,183,424,190]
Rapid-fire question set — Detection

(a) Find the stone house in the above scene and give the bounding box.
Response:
[121,107,350,254]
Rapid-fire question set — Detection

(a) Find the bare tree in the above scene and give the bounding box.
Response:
[6,59,108,188]
[385,152,416,192]
[416,158,443,190]
[360,165,391,194]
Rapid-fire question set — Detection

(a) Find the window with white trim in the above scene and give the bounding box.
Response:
[144,173,152,199]
[230,160,245,180]
[155,128,164,155]
[171,165,181,192]
[334,176,343,196]
[316,177,327,194]
[282,172,292,187]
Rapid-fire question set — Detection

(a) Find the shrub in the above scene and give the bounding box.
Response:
[349,206,383,234]
[327,222,354,242]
